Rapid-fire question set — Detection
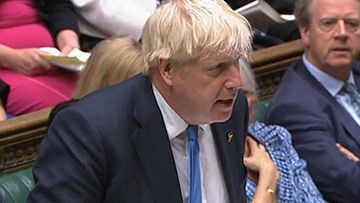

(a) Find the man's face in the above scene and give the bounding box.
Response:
[300,0,360,74]
[169,53,242,124]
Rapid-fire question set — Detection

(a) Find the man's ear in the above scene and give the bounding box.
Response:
[158,58,175,86]
[299,23,310,47]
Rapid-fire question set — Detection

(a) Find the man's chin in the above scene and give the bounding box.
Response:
[211,111,232,123]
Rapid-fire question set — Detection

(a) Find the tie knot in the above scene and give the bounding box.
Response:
[342,82,358,95]
[187,125,198,141]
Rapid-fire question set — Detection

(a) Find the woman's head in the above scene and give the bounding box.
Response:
[74,37,144,98]
[239,59,258,124]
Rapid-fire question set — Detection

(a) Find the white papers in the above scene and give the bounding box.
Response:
[39,47,91,72]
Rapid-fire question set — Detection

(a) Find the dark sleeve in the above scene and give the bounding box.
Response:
[0,79,10,108]
[267,101,360,202]
[37,0,80,36]
[47,99,79,127]
[27,108,107,202]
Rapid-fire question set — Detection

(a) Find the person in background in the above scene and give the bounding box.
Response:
[266,0,360,202]
[48,37,144,125]
[0,79,10,121]
[27,0,253,202]
[240,60,325,203]
[71,0,157,50]
[225,0,300,45]
[73,37,144,98]
[0,0,80,116]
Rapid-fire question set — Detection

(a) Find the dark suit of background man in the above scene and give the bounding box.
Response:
[266,0,360,202]
[27,0,253,202]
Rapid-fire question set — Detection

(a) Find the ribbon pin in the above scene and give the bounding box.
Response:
[227,132,234,143]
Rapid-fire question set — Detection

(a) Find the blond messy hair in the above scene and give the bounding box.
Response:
[142,0,253,73]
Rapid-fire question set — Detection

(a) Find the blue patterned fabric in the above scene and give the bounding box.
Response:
[246,121,325,203]
[339,82,360,117]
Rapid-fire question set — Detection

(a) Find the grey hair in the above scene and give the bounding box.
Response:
[294,0,314,26]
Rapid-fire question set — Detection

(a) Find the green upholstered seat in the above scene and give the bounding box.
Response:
[0,167,34,203]
[256,99,271,122]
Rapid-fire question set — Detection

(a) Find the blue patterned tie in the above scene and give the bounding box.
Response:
[187,125,201,203]
[340,82,360,117]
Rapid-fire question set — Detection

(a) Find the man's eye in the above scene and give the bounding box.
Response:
[320,19,337,31]
[345,19,360,31]
[208,64,225,76]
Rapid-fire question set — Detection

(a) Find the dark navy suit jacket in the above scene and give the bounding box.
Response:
[266,60,360,203]
[27,74,248,203]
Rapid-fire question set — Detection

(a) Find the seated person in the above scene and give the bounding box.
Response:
[0,0,80,116]
[73,37,144,98]
[48,37,144,122]
[225,0,300,46]
[71,0,157,50]
[239,60,325,202]
[266,0,360,202]
[0,79,9,121]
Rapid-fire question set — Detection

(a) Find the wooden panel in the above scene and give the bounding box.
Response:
[0,108,51,174]
[251,40,304,99]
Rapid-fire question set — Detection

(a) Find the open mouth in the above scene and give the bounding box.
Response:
[217,98,234,106]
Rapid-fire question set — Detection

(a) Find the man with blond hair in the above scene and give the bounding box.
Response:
[27,0,254,202]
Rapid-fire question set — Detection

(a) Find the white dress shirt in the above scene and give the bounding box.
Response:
[152,84,229,203]
[303,56,360,126]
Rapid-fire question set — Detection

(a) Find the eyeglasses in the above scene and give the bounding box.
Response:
[319,18,360,33]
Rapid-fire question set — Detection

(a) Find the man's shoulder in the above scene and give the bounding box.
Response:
[82,74,148,103]
[271,60,310,100]
[266,60,321,119]
[68,74,151,117]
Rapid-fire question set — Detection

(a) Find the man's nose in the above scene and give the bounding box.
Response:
[335,20,348,36]
[225,65,242,89]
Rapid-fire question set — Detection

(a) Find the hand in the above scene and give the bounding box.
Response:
[336,143,359,162]
[56,29,80,56]
[1,48,53,75]
[244,136,279,187]
[244,136,279,203]
[0,100,6,121]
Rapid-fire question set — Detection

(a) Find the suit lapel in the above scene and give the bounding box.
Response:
[298,62,360,144]
[211,93,248,203]
[131,76,182,203]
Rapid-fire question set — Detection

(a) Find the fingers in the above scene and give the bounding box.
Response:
[59,45,75,56]
[336,143,360,162]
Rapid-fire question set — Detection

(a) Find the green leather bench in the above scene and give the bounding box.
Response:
[0,168,33,203]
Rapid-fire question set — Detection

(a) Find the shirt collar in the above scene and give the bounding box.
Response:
[302,55,356,96]
[152,84,188,140]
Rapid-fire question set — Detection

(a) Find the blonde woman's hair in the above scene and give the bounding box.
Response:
[142,0,253,73]
[74,37,144,98]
